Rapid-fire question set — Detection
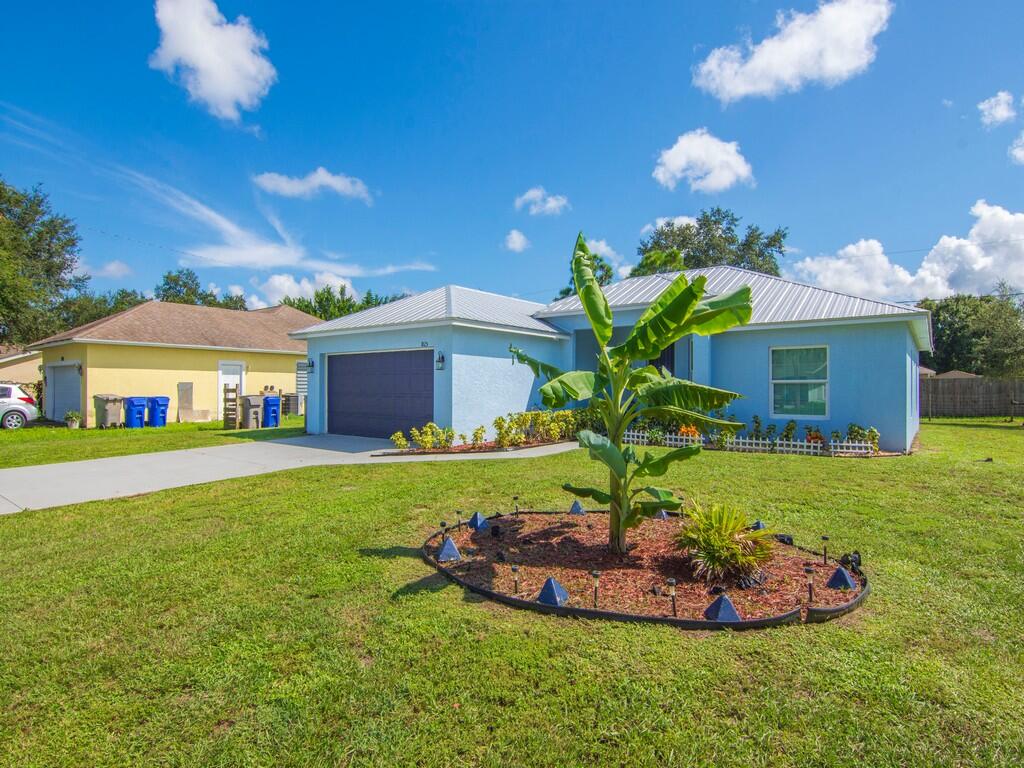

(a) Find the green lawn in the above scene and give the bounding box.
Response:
[0,415,305,468]
[1,420,1023,766]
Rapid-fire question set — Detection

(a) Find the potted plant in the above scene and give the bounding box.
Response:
[64,410,81,429]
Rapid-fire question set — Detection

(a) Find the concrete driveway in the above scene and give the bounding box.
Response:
[0,435,577,514]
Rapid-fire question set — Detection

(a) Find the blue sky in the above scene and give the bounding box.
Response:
[3,0,1023,308]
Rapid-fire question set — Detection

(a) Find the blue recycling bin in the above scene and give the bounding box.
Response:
[146,396,170,427]
[124,397,147,429]
[262,395,280,428]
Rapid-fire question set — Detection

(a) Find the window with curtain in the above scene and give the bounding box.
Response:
[770,346,828,418]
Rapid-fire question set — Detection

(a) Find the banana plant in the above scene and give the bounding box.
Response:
[511,234,753,555]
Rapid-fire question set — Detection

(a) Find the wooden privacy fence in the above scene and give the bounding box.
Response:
[921,377,1024,418]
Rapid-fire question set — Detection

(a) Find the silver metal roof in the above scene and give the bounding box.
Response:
[537,266,932,350]
[291,285,565,338]
[537,266,917,322]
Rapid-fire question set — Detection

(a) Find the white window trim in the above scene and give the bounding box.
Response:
[769,345,829,420]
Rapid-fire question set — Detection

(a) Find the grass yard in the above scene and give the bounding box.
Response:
[1,419,1023,766]
[0,414,305,468]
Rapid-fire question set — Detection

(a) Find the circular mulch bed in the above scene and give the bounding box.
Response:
[423,511,868,630]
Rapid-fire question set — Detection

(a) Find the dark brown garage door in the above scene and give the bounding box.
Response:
[327,350,434,437]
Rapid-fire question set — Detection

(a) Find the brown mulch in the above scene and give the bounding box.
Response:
[432,512,863,621]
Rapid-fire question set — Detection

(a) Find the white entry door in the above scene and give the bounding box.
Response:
[217,362,244,418]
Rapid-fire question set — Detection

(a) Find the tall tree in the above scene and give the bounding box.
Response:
[968,282,1024,377]
[917,294,983,373]
[0,178,85,343]
[56,288,148,330]
[918,286,1024,376]
[632,207,787,278]
[154,268,247,310]
[281,284,405,321]
[282,284,358,320]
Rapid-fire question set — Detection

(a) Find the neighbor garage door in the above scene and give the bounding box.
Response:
[327,350,434,437]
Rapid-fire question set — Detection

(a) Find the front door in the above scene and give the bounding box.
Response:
[217,362,244,418]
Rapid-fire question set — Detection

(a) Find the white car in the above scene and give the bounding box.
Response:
[0,383,40,429]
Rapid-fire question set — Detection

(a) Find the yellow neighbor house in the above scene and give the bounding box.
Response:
[0,346,42,386]
[27,301,319,427]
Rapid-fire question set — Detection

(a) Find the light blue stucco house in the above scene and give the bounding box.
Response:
[291,267,932,452]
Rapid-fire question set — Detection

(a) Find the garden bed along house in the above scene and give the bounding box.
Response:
[424,508,868,630]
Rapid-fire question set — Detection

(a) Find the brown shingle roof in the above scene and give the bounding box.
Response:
[27,302,318,354]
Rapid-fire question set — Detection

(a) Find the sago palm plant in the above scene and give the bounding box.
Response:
[511,234,753,555]
[675,504,775,583]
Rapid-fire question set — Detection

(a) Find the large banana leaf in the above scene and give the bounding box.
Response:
[509,344,563,382]
[639,405,744,431]
[571,234,613,347]
[577,429,626,478]
[635,377,741,412]
[562,484,614,504]
[632,445,701,479]
[609,274,705,361]
[626,365,664,390]
[685,286,753,336]
[539,370,608,409]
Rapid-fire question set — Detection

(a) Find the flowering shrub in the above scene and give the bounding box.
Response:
[471,425,487,446]
[804,425,825,444]
[678,424,701,438]
[390,431,410,450]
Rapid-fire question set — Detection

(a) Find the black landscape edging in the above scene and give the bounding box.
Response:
[421,510,868,631]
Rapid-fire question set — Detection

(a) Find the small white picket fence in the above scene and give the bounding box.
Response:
[622,430,874,457]
[622,430,702,448]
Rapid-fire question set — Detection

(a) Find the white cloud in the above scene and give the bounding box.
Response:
[588,238,634,279]
[788,239,947,301]
[73,258,133,280]
[245,293,269,309]
[504,229,530,252]
[652,128,754,193]
[256,271,356,305]
[788,200,1024,300]
[308,255,435,277]
[252,167,372,204]
[514,186,570,216]
[96,259,133,279]
[124,169,305,268]
[227,284,245,296]
[149,0,277,121]
[641,215,697,235]
[693,0,893,104]
[206,281,221,296]
[121,169,435,280]
[941,98,954,108]
[977,91,1016,126]
[1010,132,1024,165]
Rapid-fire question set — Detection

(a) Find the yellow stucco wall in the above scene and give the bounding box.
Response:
[0,353,42,385]
[39,343,302,427]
